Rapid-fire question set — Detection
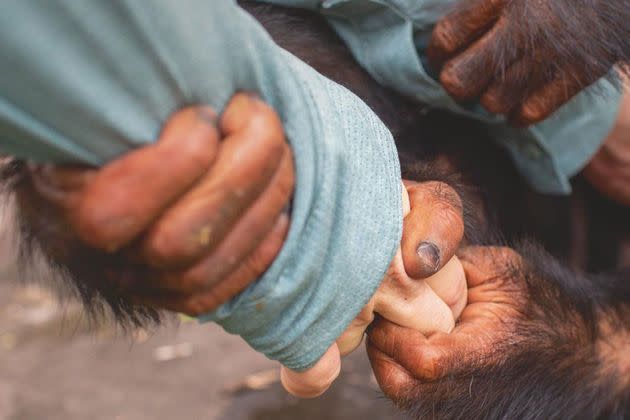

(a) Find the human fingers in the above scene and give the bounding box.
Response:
[424,255,467,320]
[374,249,455,335]
[280,343,341,398]
[335,301,376,356]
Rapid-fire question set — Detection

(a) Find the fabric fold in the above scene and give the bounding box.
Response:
[0,0,402,370]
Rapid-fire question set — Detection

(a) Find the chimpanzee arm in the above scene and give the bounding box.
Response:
[367,244,629,419]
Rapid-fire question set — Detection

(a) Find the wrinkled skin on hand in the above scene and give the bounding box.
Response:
[428,0,630,125]
[367,246,527,400]
[16,93,294,320]
[367,245,630,419]
[280,180,468,398]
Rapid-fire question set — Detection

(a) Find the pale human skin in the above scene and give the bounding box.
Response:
[274,83,630,396]
[279,183,468,398]
[28,93,467,399]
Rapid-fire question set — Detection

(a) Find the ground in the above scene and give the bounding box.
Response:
[0,226,401,420]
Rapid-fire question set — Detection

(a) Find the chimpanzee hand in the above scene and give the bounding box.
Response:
[367,246,526,403]
[280,180,467,398]
[366,245,629,418]
[19,93,294,316]
[428,0,629,125]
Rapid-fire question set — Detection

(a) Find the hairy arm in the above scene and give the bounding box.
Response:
[367,244,629,419]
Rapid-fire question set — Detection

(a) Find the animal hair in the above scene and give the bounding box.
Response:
[1,6,628,416]
[402,241,629,420]
[474,0,630,108]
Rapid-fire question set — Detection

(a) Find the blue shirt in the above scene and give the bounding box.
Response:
[265,0,621,194]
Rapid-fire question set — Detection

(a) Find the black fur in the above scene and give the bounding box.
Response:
[402,242,629,420]
[2,3,629,417]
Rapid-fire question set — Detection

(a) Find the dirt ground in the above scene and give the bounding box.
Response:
[0,234,402,419]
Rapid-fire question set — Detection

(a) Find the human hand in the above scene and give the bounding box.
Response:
[19,93,294,315]
[428,0,627,125]
[280,180,467,398]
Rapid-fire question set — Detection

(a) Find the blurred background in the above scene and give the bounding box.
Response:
[0,208,401,420]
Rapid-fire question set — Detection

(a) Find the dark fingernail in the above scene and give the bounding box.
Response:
[417,241,441,275]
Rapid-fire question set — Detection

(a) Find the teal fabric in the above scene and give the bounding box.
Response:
[0,0,620,371]
[264,0,622,194]
[0,0,402,370]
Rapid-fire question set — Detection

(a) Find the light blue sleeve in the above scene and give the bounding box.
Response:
[264,0,621,194]
[0,0,402,370]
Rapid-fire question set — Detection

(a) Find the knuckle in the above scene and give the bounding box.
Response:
[440,64,468,99]
[416,345,445,381]
[244,244,274,277]
[386,264,410,289]
[270,157,296,203]
[519,101,547,124]
[179,129,219,166]
[245,104,285,146]
[418,181,463,215]
[481,91,508,114]
[175,269,209,294]
[73,207,128,251]
[436,203,465,238]
[143,226,192,266]
[432,20,458,53]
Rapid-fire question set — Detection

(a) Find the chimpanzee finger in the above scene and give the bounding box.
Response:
[369,247,526,382]
[428,0,505,64]
[133,212,289,316]
[139,93,286,269]
[145,145,294,293]
[457,245,524,290]
[480,56,546,116]
[439,17,517,102]
[70,106,220,252]
[401,181,464,279]
[511,73,593,126]
[366,339,419,402]
[367,317,474,382]
[376,242,456,335]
